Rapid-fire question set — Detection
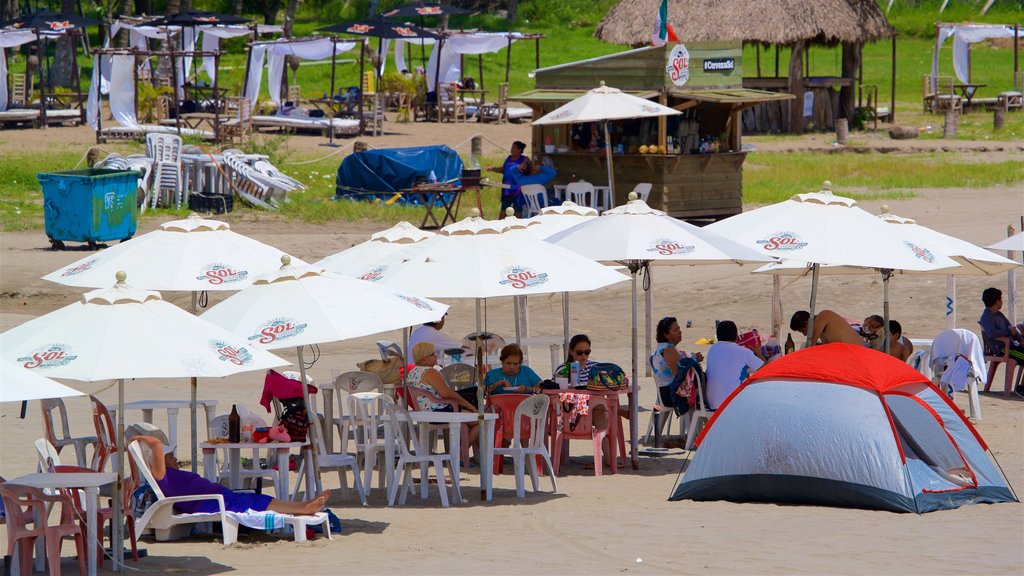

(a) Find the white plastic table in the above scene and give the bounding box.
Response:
[7,471,116,576]
[200,440,312,501]
[407,411,498,503]
[110,399,219,453]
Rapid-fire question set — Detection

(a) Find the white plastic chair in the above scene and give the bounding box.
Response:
[631,182,652,204]
[438,363,476,391]
[566,181,596,210]
[520,183,547,217]
[376,340,404,362]
[684,376,712,451]
[348,392,392,496]
[331,371,383,453]
[492,394,557,498]
[384,396,460,507]
[146,133,183,209]
[291,406,366,505]
[34,438,62,472]
[39,397,96,468]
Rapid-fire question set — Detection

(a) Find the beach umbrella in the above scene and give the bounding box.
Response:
[706,181,961,349]
[986,230,1023,324]
[527,201,599,239]
[42,213,306,471]
[0,272,287,569]
[315,221,434,276]
[1,10,101,30]
[546,193,773,468]
[533,81,680,197]
[380,2,474,18]
[987,231,1024,251]
[143,10,251,27]
[201,256,449,494]
[1,359,85,403]
[318,16,439,81]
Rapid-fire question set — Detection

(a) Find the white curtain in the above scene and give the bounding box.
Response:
[244,44,267,107]
[109,54,138,127]
[87,54,99,128]
[932,25,1021,85]
[0,30,37,111]
[201,26,250,84]
[265,38,356,104]
[394,37,435,74]
[426,33,521,88]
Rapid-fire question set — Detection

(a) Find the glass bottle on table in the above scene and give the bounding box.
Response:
[228,404,241,443]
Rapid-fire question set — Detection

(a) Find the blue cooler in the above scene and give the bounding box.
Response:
[37,169,140,249]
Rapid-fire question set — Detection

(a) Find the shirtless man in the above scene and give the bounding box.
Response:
[790,310,864,346]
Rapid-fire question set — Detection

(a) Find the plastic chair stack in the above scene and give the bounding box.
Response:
[146,133,183,209]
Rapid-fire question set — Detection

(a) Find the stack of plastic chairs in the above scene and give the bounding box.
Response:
[146,133,183,209]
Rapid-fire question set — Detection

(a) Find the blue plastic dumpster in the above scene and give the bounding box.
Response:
[37,169,140,250]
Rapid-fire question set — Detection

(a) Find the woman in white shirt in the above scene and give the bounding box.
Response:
[705,321,764,410]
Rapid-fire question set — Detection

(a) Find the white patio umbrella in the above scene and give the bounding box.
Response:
[987,231,1024,251]
[527,201,599,239]
[533,81,680,197]
[986,230,1023,324]
[201,256,450,494]
[547,194,773,468]
[41,213,306,470]
[315,221,435,276]
[0,272,287,569]
[752,209,1019,330]
[706,182,961,349]
[1,359,85,402]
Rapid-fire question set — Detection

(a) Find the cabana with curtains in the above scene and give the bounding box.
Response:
[243,36,362,139]
[0,27,88,127]
[929,22,1022,111]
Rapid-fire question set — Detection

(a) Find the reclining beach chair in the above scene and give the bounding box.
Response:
[128,440,330,543]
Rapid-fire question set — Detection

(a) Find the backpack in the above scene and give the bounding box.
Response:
[279,397,309,442]
[586,362,629,391]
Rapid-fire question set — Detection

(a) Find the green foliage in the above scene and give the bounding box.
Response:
[239,134,293,165]
[883,0,1024,39]
[136,84,173,123]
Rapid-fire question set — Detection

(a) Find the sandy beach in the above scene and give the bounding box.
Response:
[1,120,1022,575]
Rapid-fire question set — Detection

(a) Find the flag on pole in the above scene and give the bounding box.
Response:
[651,0,679,46]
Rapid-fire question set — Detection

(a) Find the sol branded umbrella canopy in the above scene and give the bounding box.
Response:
[707,181,962,348]
[0,272,287,568]
[1,359,85,403]
[315,221,434,276]
[533,81,680,197]
[546,193,773,468]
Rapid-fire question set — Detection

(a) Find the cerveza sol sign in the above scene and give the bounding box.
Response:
[702,58,735,73]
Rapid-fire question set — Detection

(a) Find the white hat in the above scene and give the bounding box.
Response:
[163,443,177,455]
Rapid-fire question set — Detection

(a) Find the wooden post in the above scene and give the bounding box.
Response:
[890,35,897,123]
[994,106,1005,131]
[95,50,103,143]
[433,37,444,122]
[358,38,365,134]
[839,41,860,122]
[477,54,483,89]
[755,42,761,77]
[943,109,958,138]
[535,36,540,70]
[657,91,667,150]
[73,29,85,123]
[788,41,805,134]
[213,51,220,143]
[36,34,47,129]
[471,134,482,161]
[774,45,779,78]
[504,35,512,85]
[836,118,848,145]
[171,37,181,135]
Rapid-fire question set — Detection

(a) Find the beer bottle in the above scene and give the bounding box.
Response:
[784,333,796,355]
[228,404,241,443]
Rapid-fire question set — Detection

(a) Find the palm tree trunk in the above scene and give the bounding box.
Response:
[283,0,299,37]
[51,0,77,88]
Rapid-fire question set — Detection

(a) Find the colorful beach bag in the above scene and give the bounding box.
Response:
[586,362,629,391]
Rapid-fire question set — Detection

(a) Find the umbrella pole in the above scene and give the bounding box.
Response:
[296,346,322,497]
[190,290,198,473]
[630,268,639,470]
[882,269,892,354]
[475,297,485,500]
[513,295,521,345]
[402,327,410,405]
[805,263,820,348]
[113,377,125,572]
[604,121,615,201]
[644,266,652,377]
[562,292,570,359]
[946,275,956,329]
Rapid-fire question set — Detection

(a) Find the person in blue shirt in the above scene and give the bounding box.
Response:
[487,141,526,219]
[979,287,1024,397]
[499,158,557,217]
[484,344,542,395]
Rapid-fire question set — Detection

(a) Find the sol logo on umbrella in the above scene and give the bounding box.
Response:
[416,6,442,14]
[61,259,97,277]
[395,294,433,310]
[18,344,78,369]
[47,20,72,31]
[394,26,416,36]
[250,318,307,344]
[196,263,248,285]
[348,24,372,33]
[209,340,254,366]
[647,239,695,256]
[359,266,387,282]
[757,232,808,252]
[904,241,936,263]
[499,266,548,289]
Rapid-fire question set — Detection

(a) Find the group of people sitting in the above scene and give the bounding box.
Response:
[789,309,913,360]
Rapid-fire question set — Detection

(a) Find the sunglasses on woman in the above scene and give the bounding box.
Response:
[573,349,591,356]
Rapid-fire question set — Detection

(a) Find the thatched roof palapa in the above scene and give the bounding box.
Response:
[596,0,895,47]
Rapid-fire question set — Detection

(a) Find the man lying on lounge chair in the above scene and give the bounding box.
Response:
[135,435,327,516]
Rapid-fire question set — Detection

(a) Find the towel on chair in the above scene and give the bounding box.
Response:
[940,355,976,392]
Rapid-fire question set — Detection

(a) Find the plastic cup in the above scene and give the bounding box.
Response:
[555,377,569,389]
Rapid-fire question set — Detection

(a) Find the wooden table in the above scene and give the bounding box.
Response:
[200,440,313,501]
[7,472,116,576]
[456,88,488,119]
[179,112,219,131]
[954,83,986,107]
[405,185,464,229]
[308,98,359,119]
[45,92,87,109]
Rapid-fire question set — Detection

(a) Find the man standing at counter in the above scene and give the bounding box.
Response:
[488,140,527,219]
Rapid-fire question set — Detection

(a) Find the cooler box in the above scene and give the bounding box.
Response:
[37,169,140,249]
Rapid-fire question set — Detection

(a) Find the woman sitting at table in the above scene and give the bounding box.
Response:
[408,343,480,458]
[484,343,542,395]
[554,334,608,429]
[134,435,328,516]
[650,316,705,409]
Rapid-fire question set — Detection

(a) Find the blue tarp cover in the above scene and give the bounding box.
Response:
[335,145,463,197]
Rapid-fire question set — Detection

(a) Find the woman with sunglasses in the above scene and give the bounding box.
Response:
[555,334,597,388]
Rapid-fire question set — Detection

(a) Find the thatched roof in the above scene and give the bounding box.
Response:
[595,0,895,47]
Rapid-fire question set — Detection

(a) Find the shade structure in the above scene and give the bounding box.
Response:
[42,214,306,292]
[41,213,307,471]
[706,182,962,348]
[315,221,434,276]
[671,344,1017,513]
[0,272,287,570]
[143,9,250,27]
[533,81,680,197]
[1,359,85,402]
[546,194,773,468]
[1,10,101,30]
[987,231,1024,251]
[318,16,439,39]
[381,2,474,18]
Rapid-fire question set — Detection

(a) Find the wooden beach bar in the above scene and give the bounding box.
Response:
[513,43,791,220]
